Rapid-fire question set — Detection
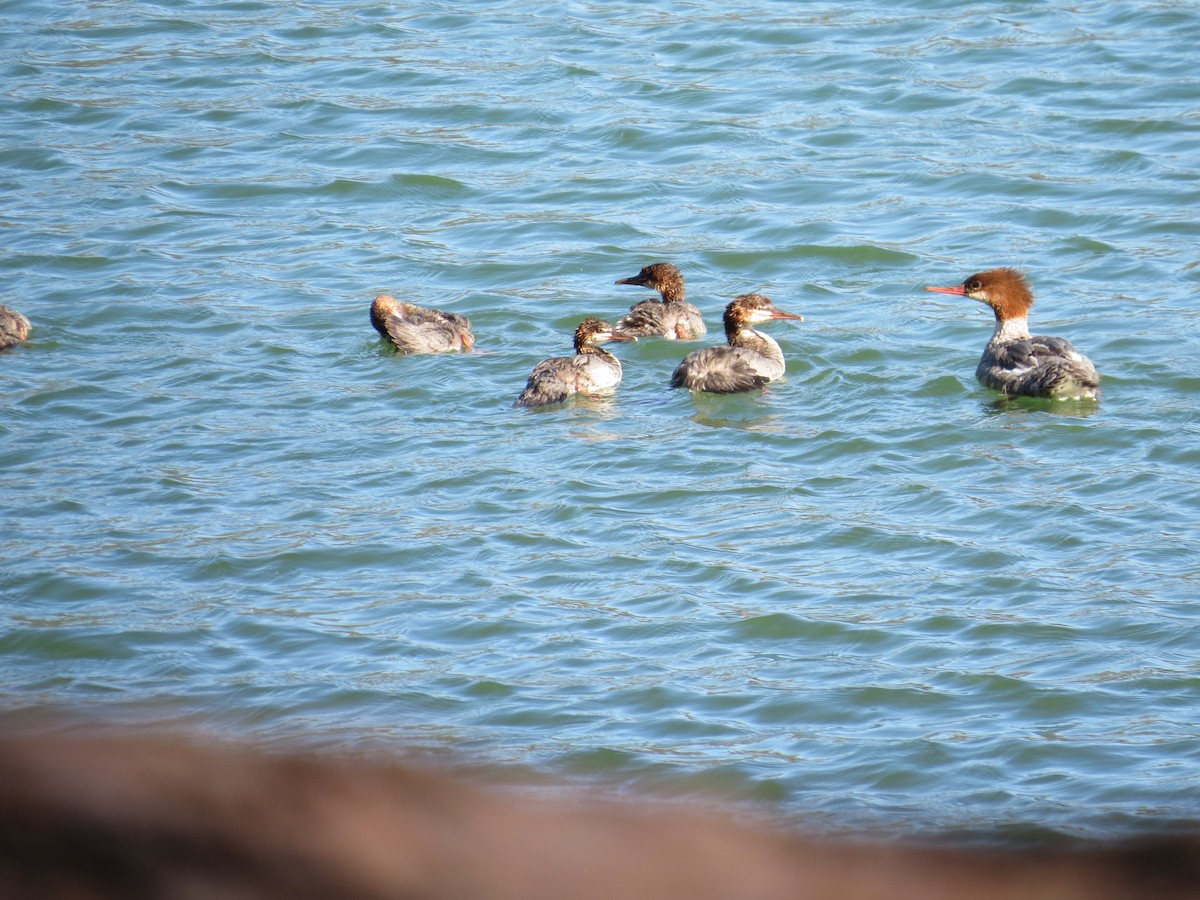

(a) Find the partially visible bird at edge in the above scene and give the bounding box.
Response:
[0,306,31,352]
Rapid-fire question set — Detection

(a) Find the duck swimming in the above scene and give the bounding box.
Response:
[613,263,706,340]
[670,294,803,394]
[370,294,475,354]
[925,268,1100,400]
[514,317,634,408]
[0,306,30,351]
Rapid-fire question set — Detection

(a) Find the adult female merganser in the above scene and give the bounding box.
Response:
[370,294,475,354]
[514,318,634,408]
[613,262,706,340]
[670,294,803,394]
[0,306,30,351]
[925,268,1100,400]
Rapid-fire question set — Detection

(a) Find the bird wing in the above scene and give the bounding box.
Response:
[670,347,770,393]
[379,315,462,354]
[513,356,581,407]
[616,300,668,337]
[983,336,1100,397]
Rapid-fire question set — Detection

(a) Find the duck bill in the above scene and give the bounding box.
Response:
[615,275,647,286]
[769,310,804,321]
[606,332,637,342]
[925,285,966,296]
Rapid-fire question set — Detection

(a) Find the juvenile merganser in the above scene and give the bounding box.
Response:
[370,294,475,354]
[514,318,634,408]
[925,268,1100,400]
[613,263,706,340]
[670,294,803,394]
[0,306,30,351]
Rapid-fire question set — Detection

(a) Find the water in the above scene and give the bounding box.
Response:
[3,0,1200,841]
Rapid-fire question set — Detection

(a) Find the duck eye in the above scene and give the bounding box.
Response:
[967,280,981,290]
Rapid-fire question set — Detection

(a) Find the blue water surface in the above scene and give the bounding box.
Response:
[2,0,1200,840]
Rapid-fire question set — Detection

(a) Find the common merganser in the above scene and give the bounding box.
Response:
[370,294,475,354]
[670,294,803,394]
[514,318,635,408]
[0,306,30,351]
[614,263,706,340]
[925,268,1100,400]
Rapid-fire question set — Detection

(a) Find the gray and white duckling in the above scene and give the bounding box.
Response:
[670,294,803,394]
[614,263,706,340]
[514,317,634,408]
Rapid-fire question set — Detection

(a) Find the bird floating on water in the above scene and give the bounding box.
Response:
[0,306,31,352]
[513,317,634,408]
[370,294,475,354]
[670,293,803,394]
[925,268,1100,400]
[613,263,706,340]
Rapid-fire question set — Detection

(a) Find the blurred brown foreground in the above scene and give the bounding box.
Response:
[0,732,1196,899]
